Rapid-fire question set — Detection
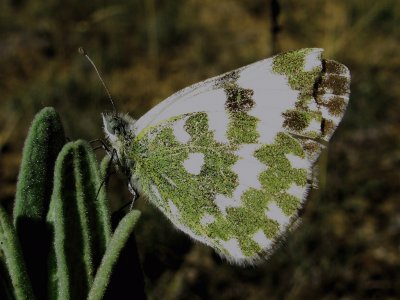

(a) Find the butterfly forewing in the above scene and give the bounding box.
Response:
[122,48,350,265]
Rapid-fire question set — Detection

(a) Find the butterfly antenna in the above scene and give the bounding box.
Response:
[79,47,117,115]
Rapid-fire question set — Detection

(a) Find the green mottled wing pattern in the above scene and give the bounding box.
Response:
[125,48,350,264]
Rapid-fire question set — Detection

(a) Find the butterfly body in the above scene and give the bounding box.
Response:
[103,48,350,265]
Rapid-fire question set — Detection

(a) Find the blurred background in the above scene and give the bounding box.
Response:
[0,0,399,299]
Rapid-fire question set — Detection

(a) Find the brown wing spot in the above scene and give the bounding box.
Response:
[325,96,347,116]
[324,59,348,75]
[320,74,350,95]
[322,119,335,137]
[282,109,310,131]
[303,141,321,155]
[316,60,350,98]
[224,83,255,113]
[320,118,335,137]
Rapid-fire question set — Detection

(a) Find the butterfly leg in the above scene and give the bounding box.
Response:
[127,182,137,210]
[93,146,117,200]
[95,168,116,200]
[89,138,111,153]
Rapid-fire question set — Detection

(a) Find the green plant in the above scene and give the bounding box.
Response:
[0,107,144,299]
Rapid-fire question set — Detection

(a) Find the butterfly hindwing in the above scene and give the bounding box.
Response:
[117,48,350,264]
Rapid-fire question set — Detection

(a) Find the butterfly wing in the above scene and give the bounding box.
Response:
[131,48,350,264]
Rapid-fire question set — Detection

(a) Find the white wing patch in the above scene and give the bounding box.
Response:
[172,116,191,143]
[151,184,163,202]
[252,229,272,249]
[285,153,309,169]
[232,144,266,190]
[183,152,205,175]
[168,200,180,218]
[265,202,290,229]
[286,183,306,200]
[214,193,242,216]
[200,213,216,226]
[305,118,323,133]
[303,50,322,71]
[219,238,246,259]
[206,110,230,143]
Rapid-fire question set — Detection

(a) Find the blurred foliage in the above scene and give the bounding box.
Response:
[0,0,399,299]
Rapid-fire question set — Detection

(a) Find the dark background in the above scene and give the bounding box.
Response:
[1,0,399,299]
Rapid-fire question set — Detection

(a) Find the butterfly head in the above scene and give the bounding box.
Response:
[102,112,136,144]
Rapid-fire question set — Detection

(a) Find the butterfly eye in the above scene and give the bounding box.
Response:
[107,117,127,136]
[105,119,116,135]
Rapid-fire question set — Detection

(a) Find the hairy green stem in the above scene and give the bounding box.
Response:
[51,140,111,299]
[88,210,141,300]
[0,206,35,300]
[13,107,66,300]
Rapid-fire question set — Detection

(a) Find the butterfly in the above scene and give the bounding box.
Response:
[101,48,350,265]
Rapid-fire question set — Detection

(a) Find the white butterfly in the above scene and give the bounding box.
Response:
[102,48,350,265]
